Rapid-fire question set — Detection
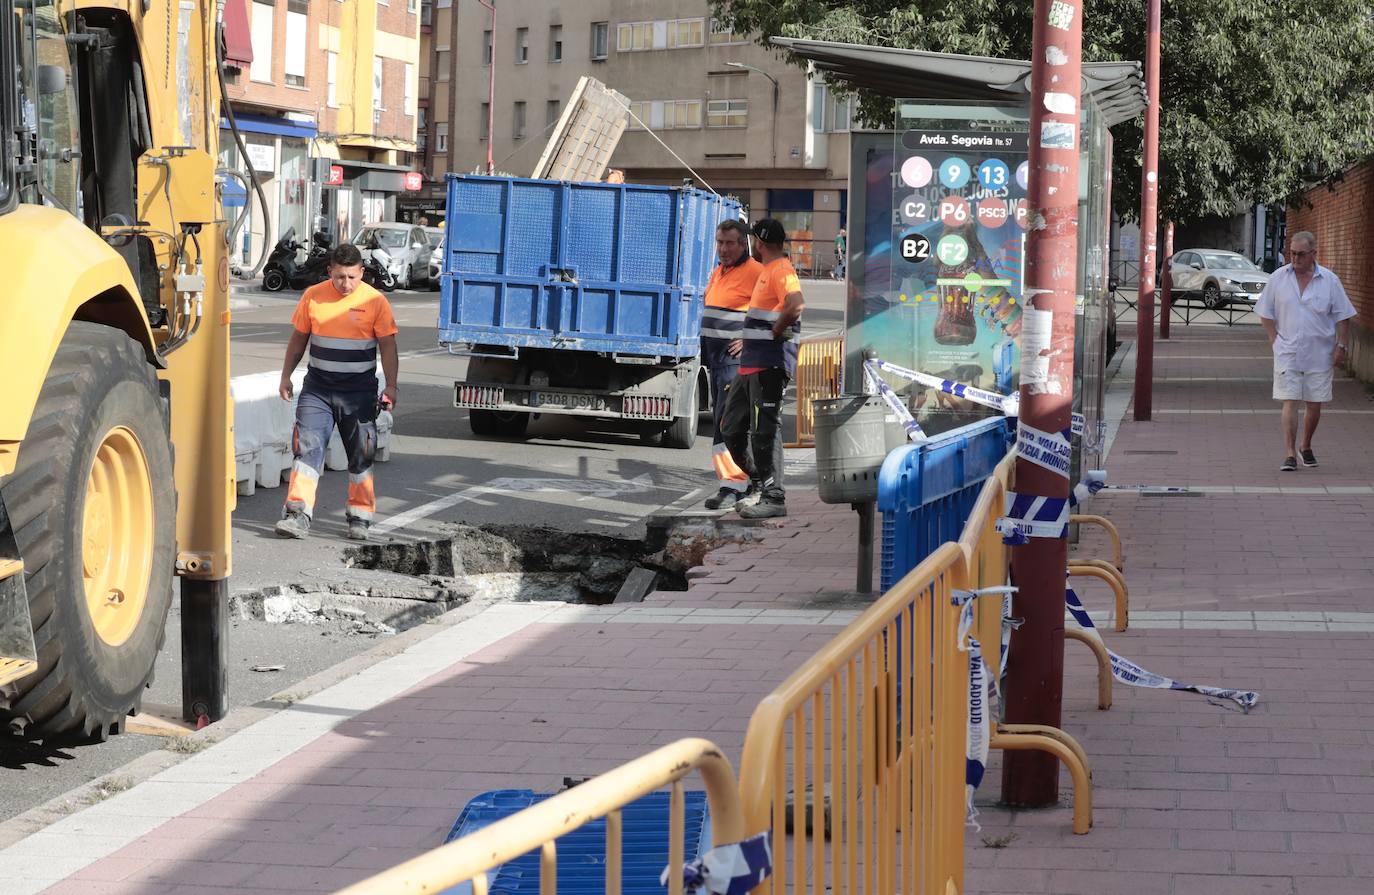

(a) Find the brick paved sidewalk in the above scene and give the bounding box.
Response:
[969,326,1374,894]
[4,323,1373,895]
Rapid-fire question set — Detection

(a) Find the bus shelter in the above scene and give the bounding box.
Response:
[775,39,1145,473]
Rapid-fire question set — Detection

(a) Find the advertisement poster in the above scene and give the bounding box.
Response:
[873,127,1029,434]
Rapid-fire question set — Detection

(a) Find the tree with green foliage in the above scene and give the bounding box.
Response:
[713,0,1374,224]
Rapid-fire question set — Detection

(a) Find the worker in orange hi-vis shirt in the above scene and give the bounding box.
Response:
[275,243,399,541]
[719,218,804,519]
[700,219,764,511]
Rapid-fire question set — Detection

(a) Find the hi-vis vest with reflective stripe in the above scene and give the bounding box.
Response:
[740,257,801,374]
[309,333,378,378]
[292,280,397,393]
[702,257,762,340]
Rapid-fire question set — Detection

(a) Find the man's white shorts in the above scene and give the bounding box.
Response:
[1273,364,1333,402]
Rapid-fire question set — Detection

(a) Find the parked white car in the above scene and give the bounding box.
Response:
[354,222,431,289]
[1168,249,1270,310]
[425,226,444,290]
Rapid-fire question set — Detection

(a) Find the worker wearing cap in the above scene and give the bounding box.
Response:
[276,243,399,541]
[701,219,763,510]
[719,218,804,518]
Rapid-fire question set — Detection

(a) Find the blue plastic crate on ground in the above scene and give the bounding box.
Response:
[878,416,1014,591]
[440,175,740,359]
[440,789,710,895]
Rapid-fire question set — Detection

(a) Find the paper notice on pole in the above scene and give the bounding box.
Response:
[1040,121,1076,149]
[1019,307,1059,394]
[1016,422,1072,478]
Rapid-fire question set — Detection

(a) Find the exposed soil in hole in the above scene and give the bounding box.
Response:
[234,522,757,634]
[343,522,754,606]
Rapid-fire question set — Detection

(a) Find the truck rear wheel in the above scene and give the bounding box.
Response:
[0,323,175,741]
[469,409,530,438]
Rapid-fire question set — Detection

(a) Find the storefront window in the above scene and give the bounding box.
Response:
[278,139,308,238]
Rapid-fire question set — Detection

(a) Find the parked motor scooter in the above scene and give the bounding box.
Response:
[261,228,332,291]
[362,253,396,292]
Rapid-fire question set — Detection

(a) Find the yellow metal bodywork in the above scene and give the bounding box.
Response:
[2,0,232,591]
[0,205,154,450]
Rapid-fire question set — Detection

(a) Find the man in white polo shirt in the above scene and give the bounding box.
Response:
[1255,231,1356,471]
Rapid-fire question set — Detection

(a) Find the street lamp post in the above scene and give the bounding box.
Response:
[1134,0,1161,417]
[725,61,778,169]
[475,0,496,175]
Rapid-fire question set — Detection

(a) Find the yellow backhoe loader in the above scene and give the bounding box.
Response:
[0,0,234,741]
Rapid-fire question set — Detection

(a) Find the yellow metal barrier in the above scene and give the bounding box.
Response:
[341,448,1123,894]
[738,540,968,895]
[957,455,1095,835]
[332,738,744,895]
[786,331,844,448]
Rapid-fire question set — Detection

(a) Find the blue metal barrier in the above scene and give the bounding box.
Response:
[878,417,1014,591]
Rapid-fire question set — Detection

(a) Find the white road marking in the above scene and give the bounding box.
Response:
[372,473,656,535]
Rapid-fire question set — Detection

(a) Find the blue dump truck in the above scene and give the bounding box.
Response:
[438,175,740,449]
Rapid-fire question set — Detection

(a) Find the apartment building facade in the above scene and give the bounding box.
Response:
[220,0,423,267]
[414,0,852,271]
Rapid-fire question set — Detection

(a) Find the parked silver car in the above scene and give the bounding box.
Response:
[425,226,444,290]
[354,222,431,289]
[1168,249,1270,309]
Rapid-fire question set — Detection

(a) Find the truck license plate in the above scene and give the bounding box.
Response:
[532,391,606,411]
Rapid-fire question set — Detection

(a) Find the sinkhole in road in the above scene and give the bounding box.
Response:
[343,522,747,611]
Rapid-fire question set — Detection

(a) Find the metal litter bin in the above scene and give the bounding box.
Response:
[812,395,907,593]
[814,395,907,504]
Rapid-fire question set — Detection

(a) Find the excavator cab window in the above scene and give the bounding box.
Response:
[16,0,82,215]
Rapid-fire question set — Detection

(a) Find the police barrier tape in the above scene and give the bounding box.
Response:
[862,354,1096,456]
[954,586,1017,830]
[997,471,1108,544]
[665,831,772,895]
[861,361,926,441]
[1065,584,1259,712]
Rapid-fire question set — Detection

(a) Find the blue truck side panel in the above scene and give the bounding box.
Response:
[440,176,740,359]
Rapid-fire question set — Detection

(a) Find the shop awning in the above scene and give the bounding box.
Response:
[770,38,1147,128]
[221,0,253,69]
[220,111,317,139]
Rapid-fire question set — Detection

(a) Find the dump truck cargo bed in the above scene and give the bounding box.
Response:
[438,175,735,360]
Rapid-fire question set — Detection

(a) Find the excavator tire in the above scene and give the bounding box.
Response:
[0,323,175,742]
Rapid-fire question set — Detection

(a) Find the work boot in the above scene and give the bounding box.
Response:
[347,518,370,541]
[275,510,311,539]
[704,487,741,510]
[736,484,762,510]
[738,497,787,519]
